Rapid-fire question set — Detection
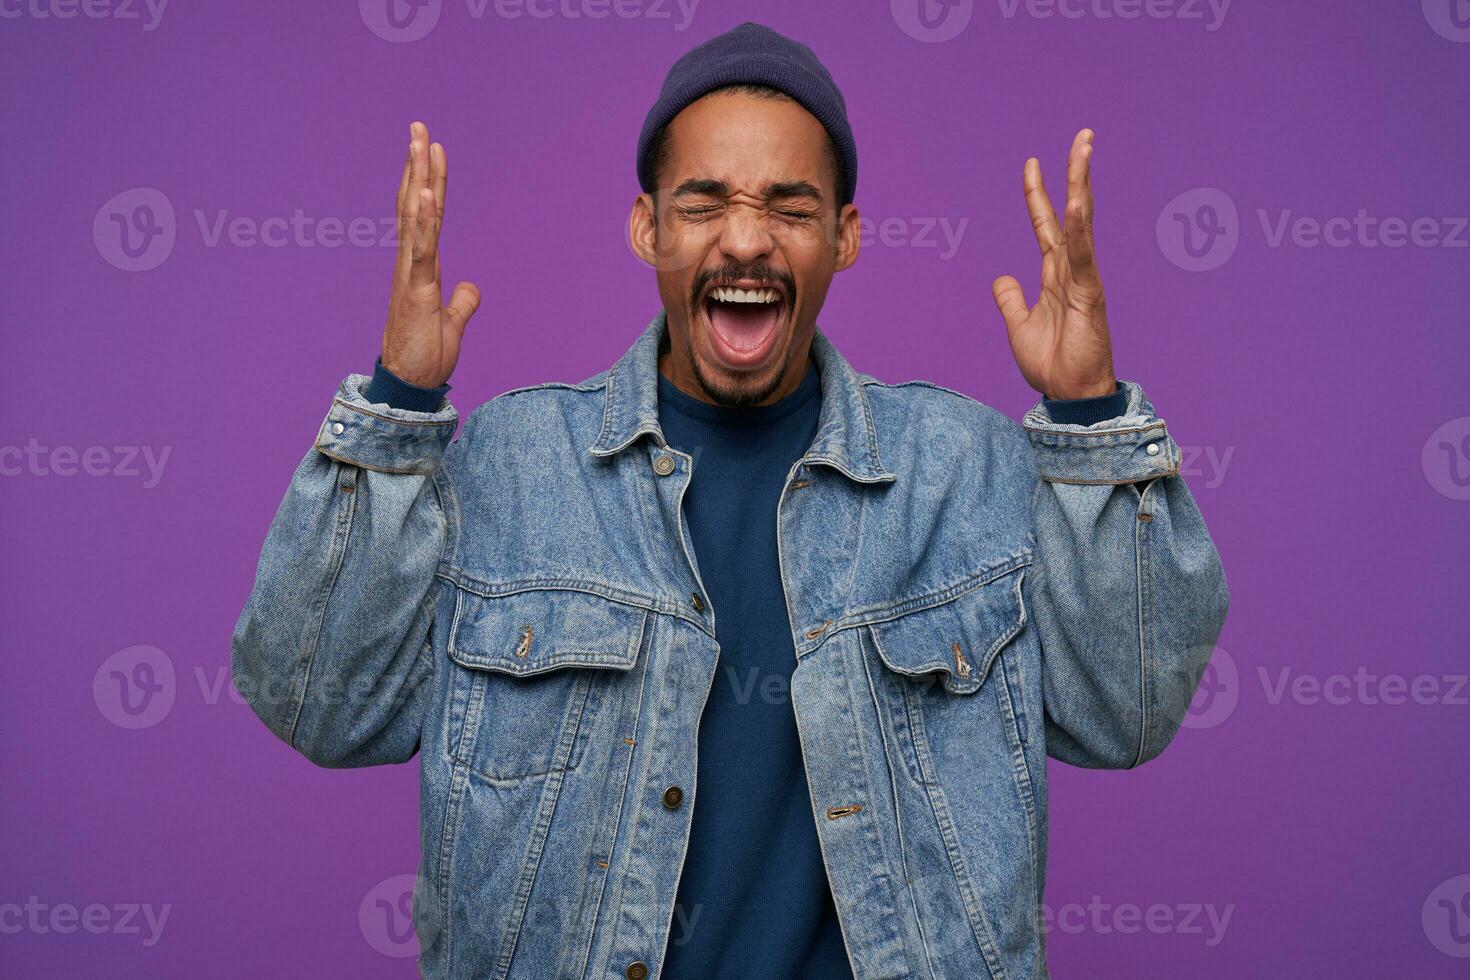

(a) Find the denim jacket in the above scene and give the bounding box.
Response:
[232,311,1228,979]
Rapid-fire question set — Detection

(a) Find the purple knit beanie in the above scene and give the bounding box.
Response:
[636,22,857,205]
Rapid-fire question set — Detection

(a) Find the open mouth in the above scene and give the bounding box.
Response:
[700,283,787,370]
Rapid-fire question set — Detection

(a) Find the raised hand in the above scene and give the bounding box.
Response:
[991,128,1116,401]
[381,121,481,388]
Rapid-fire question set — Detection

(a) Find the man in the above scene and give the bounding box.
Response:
[233,21,1227,979]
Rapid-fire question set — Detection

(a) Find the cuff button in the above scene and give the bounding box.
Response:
[1145,442,1161,456]
[331,422,345,435]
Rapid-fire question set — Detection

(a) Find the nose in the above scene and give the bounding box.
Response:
[716,203,775,267]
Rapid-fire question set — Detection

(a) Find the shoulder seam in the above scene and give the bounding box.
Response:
[490,377,607,400]
[862,377,980,403]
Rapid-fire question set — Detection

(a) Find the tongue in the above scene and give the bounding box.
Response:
[709,301,780,353]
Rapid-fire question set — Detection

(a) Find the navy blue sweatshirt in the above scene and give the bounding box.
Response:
[654,359,851,978]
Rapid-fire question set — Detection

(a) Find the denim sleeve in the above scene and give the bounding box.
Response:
[1023,379,1229,769]
[230,373,459,768]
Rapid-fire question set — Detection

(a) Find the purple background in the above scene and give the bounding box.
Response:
[3,0,1468,976]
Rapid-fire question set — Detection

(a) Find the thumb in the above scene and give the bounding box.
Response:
[991,275,1028,338]
[445,281,481,337]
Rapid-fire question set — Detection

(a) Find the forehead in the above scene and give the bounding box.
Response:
[660,91,830,192]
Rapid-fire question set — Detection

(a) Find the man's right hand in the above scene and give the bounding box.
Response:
[381,121,480,389]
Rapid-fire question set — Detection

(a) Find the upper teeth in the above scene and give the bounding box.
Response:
[711,286,780,304]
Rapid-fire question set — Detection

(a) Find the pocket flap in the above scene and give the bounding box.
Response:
[448,587,649,676]
[867,566,1028,694]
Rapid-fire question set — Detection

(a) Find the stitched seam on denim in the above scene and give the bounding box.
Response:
[332,396,457,427]
[436,752,472,972]
[651,610,704,976]
[1131,479,1159,768]
[490,762,575,979]
[435,574,662,615]
[826,635,910,975]
[463,675,594,783]
[775,456,806,662]
[314,445,438,476]
[592,611,655,978]
[855,377,892,477]
[873,377,974,401]
[436,762,470,976]
[975,568,1030,683]
[789,661,865,975]
[887,656,1009,979]
[1038,467,1178,486]
[575,607,650,980]
[285,458,356,749]
[439,588,482,977]
[860,650,941,980]
[432,465,461,580]
[1022,419,1166,438]
[993,658,1041,921]
[668,443,717,640]
[835,552,1033,636]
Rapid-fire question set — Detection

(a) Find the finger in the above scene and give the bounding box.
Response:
[1065,129,1099,289]
[431,142,447,230]
[395,132,414,269]
[396,131,413,222]
[445,281,481,337]
[408,121,430,202]
[408,186,439,287]
[991,275,1030,336]
[1023,157,1062,255]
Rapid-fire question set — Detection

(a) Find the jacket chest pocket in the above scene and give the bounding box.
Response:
[445,586,649,783]
[865,563,1032,786]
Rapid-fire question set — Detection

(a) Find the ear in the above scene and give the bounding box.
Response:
[629,192,658,267]
[833,202,861,273]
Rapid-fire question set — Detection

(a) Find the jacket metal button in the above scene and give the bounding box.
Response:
[626,961,649,979]
[690,592,705,612]
[652,453,676,476]
[662,785,684,810]
[1145,442,1161,456]
[331,422,345,435]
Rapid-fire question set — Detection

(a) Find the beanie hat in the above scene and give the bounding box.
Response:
[636,22,857,206]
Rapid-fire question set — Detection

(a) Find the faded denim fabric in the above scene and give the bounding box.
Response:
[232,311,1228,979]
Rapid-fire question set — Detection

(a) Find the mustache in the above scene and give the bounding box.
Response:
[689,264,796,311]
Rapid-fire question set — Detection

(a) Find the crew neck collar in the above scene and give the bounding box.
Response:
[657,359,821,427]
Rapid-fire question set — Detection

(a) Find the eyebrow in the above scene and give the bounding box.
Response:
[671,178,824,202]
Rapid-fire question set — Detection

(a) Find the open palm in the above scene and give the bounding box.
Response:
[991,129,1116,401]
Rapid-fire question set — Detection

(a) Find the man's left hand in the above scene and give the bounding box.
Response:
[992,128,1117,401]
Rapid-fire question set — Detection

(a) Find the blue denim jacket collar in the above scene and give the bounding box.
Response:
[588,311,897,484]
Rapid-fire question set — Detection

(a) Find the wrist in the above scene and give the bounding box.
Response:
[381,360,444,389]
[1043,377,1117,401]
[366,357,451,412]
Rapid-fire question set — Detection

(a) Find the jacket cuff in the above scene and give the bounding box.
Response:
[363,357,451,413]
[1023,380,1179,485]
[313,374,458,475]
